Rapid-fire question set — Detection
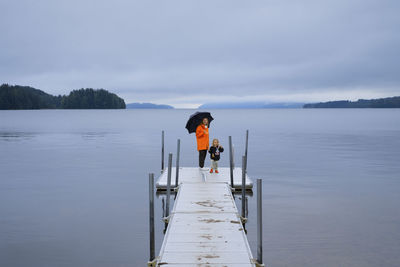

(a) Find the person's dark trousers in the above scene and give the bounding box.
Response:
[199,149,207,168]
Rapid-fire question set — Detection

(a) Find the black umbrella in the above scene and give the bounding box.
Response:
[185,111,214,134]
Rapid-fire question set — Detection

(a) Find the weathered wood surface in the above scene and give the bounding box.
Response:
[156,167,253,190]
[156,170,255,266]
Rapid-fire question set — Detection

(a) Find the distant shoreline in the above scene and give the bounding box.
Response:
[303,96,400,108]
[2,84,399,110]
[126,102,174,109]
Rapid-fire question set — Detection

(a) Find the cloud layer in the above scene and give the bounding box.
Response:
[1,0,399,107]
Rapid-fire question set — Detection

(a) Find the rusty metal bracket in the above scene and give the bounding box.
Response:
[162,216,170,224]
[147,258,158,267]
[251,258,265,267]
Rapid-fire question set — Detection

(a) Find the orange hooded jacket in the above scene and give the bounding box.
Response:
[195,124,209,151]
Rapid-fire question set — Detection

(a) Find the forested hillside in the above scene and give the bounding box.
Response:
[303,96,400,108]
[0,84,125,109]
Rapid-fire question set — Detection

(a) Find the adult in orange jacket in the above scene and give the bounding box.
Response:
[196,118,209,169]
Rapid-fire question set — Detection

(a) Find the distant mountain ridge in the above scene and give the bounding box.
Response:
[0,84,125,109]
[303,96,400,108]
[199,102,304,109]
[126,103,174,109]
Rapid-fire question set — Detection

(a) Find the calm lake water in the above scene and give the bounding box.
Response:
[1,109,400,267]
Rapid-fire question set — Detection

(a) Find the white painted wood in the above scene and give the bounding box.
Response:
[156,170,255,266]
[162,265,254,267]
[156,167,253,190]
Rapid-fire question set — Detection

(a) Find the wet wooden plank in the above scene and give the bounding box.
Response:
[156,172,255,266]
[163,264,254,267]
[156,167,253,190]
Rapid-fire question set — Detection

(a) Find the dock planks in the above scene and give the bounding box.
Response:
[156,168,255,266]
[156,167,253,190]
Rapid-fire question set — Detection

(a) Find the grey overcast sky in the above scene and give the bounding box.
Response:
[1,0,399,107]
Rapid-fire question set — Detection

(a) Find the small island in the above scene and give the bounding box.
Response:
[199,102,304,109]
[303,96,400,108]
[0,84,126,109]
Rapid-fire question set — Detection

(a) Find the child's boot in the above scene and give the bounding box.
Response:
[215,169,219,173]
[210,169,213,173]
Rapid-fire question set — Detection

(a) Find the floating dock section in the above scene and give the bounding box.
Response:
[156,167,253,190]
[154,167,256,266]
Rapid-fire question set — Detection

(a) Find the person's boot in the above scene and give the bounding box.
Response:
[210,168,213,173]
[215,169,219,173]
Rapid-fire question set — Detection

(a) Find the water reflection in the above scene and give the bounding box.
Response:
[156,192,177,234]
[80,131,114,141]
[1,109,400,267]
[0,131,35,142]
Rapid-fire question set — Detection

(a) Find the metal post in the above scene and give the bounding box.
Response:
[148,173,155,262]
[245,130,249,173]
[257,178,263,265]
[161,131,165,172]
[232,144,235,169]
[175,139,180,187]
[245,196,248,218]
[165,153,173,219]
[241,156,246,220]
[229,136,234,188]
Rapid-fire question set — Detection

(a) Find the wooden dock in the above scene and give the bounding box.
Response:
[156,167,253,190]
[154,167,256,266]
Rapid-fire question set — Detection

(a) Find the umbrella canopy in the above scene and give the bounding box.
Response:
[185,111,214,134]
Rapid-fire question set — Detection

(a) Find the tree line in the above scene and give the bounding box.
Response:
[0,84,126,109]
[303,96,400,108]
